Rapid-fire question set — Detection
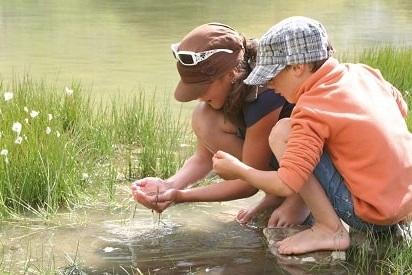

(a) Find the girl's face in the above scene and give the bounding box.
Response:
[199,72,233,110]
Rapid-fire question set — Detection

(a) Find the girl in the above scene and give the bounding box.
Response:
[131,23,308,227]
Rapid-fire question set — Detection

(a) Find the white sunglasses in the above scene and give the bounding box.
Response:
[171,43,233,66]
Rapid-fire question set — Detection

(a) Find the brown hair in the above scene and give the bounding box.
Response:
[309,41,335,72]
[223,37,258,128]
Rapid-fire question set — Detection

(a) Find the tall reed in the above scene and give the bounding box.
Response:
[110,91,191,179]
[0,77,192,217]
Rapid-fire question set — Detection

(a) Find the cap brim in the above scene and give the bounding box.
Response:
[174,80,211,102]
[243,64,286,86]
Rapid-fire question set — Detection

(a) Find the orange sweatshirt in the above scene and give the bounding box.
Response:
[278,58,412,225]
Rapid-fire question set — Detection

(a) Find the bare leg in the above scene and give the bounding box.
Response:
[270,119,350,254]
[267,119,310,228]
[192,102,243,157]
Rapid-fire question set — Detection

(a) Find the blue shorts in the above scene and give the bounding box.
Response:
[313,152,397,233]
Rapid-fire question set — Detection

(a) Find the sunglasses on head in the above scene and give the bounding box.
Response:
[171,43,233,66]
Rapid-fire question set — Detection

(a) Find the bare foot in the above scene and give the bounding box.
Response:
[268,205,310,228]
[236,194,283,225]
[236,208,258,224]
[276,223,350,255]
[268,196,310,228]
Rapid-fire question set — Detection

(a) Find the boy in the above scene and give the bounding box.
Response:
[212,16,412,255]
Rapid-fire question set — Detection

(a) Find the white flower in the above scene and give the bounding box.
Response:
[102,247,118,253]
[65,86,74,96]
[24,118,29,124]
[0,149,8,156]
[24,106,29,113]
[23,135,28,141]
[30,110,39,118]
[4,92,13,101]
[15,136,23,144]
[116,172,125,181]
[56,131,61,138]
[12,122,22,135]
[46,127,52,135]
[82,173,89,180]
[179,143,191,148]
[48,114,53,121]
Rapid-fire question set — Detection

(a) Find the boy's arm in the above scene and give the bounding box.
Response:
[212,150,294,197]
[387,82,408,118]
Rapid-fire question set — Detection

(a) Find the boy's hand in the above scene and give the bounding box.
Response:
[212,150,247,180]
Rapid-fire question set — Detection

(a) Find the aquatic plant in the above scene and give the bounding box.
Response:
[0,78,91,216]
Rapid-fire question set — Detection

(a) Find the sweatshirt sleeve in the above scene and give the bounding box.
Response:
[277,106,330,192]
[367,65,408,119]
[387,82,408,119]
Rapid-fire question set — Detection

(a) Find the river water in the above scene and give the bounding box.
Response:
[1,1,412,274]
[1,0,412,101]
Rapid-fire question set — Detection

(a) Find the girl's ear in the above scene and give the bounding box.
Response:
[225,69,237,83]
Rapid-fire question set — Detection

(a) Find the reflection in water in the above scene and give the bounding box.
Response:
[81,204,283,274]
[1,196,351,274]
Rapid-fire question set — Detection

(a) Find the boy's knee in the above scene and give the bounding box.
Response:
[269,118,291,144]
[269,118,291,156]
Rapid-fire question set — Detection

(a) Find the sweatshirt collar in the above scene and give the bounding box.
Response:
[296,57,340,99]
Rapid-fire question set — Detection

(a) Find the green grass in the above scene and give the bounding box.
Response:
[0,76,193,218]
[342,47,412,130]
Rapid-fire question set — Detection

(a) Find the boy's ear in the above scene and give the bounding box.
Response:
[291,64,307,76]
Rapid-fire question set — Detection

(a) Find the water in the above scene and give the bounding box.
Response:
[1,196,289,274]
[0,191,351,274]
[0,0,412,101]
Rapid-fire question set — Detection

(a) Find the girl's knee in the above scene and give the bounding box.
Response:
[192,102,233,140]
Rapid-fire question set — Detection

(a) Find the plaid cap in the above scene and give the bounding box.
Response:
[244,16,332,86]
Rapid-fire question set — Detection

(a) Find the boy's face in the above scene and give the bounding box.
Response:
[266,64,312,103]
[267,67,300,103]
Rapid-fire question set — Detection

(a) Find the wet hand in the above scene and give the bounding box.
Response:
[212,150,245,180]
[131,187,173,213]
[131,177,173,213]
[150,189,178,205]
[131,177,170,194]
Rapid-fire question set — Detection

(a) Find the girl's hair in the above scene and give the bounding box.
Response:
[223,37,258,128]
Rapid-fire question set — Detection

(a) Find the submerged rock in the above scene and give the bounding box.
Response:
[263,222,412,267]
[263,226,346,266]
